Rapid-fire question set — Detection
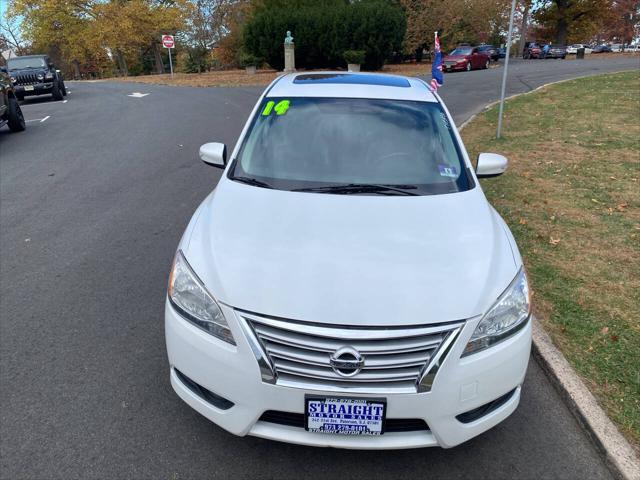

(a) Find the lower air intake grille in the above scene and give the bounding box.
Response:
[174,368,234,410]
[456,388,517,423]
[259,410,429,432]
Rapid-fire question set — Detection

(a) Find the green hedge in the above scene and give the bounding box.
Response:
[243,0,405,71]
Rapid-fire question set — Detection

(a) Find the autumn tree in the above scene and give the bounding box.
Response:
[532,0,610,44]
[600,0,640,45]
[8,0,187,77]
[0,12,29,56]
[182,0,250,71]
[400,0,511,53]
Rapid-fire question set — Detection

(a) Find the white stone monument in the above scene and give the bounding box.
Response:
[283,31,296,73]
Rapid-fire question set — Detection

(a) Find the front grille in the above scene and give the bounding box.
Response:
[259,410,429,432]
[242,312,463,393]
[15,73,41,85]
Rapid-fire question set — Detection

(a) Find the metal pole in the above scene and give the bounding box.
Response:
[497,0,517,139]
[168,47,174,79]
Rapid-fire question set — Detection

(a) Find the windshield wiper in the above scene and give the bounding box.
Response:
[293,183,419,196]
[231,176,274,189]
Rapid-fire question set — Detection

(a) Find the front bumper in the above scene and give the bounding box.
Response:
[165,301,531,449]
[15,83,53,96]
[443,63,468,72]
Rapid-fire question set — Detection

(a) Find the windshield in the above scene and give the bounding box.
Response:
[7,57,46,70]
[449,48,472,55]
[229,97,471,195]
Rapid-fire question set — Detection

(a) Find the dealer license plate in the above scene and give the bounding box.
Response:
[24,85,34,91]
[305,396,386,436]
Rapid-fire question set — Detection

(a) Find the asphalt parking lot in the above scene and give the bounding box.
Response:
[1,56,638,479]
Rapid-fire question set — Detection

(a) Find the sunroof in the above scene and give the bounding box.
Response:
[293,73,410,88]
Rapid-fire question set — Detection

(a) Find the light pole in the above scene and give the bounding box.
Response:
[497,0,517,139]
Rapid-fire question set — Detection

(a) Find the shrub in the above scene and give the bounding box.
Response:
[240,52,262,67]
[243,0,405,71]
[343,50,365,64]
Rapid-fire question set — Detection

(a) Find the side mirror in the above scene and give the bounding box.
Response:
[476,153,508,178]
[199,142,227,168]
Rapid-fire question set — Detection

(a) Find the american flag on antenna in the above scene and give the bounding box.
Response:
[429,32,444,92]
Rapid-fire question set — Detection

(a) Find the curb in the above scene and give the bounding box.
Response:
[531,318,640,480]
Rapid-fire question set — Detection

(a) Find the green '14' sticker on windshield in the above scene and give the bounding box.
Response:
[262,100,290,116]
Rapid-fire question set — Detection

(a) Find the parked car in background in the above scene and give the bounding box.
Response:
[523,42,542,59]
[625,45,639,52]
[543,45,566,59]
[443,46,490,72]
[0,68,26,132]
[497,47,506,58]
[477,44,499,61]
[610,44,622,52]
[592,44,612,53]
[566,44,592,54]
[6,55,67,101]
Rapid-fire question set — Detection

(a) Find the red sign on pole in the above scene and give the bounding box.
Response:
[162,35,175,49]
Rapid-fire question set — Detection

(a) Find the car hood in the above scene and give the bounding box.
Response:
[183,179,518,326]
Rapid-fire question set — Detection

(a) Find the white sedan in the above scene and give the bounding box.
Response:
[567,44,592,54]
[165,72,532,449]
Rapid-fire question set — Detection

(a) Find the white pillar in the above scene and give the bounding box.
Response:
[284,43,296,73]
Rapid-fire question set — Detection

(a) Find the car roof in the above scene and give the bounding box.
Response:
[267,72,438,102]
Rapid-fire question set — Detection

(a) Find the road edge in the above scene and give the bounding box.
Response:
[532,318,640,480]
[458,73,640,480]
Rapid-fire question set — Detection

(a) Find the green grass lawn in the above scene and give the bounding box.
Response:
[462,71,640,448]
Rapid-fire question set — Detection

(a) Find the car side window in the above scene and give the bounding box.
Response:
[472,48,478,54]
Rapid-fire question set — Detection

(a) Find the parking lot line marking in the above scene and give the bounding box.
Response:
[40,116,50,123]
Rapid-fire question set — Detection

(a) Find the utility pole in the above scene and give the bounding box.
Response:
[497,0,517,139]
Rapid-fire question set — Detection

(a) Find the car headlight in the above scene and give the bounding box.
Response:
[462,268,530,356]
[167,250,235,345]
[45,72,53,79]
[37,73,44,80]
[10,76,16,83]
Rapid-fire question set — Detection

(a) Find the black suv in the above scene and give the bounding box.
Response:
[0,67,26,132]
[6,55,67,101]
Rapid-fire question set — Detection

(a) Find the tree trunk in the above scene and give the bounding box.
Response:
[556,16,568,44]
[554,0,569,45]
[115,50,128,77]
[72,60,81,80]
[519,1,531,57]
[153,42,164,74]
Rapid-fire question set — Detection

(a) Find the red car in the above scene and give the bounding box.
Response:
[443,46,490,72]
[523,42,542,59]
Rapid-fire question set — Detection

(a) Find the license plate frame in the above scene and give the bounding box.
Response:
[305,395,387,436]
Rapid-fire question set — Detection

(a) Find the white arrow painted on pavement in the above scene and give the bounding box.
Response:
[127,92,150,98]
